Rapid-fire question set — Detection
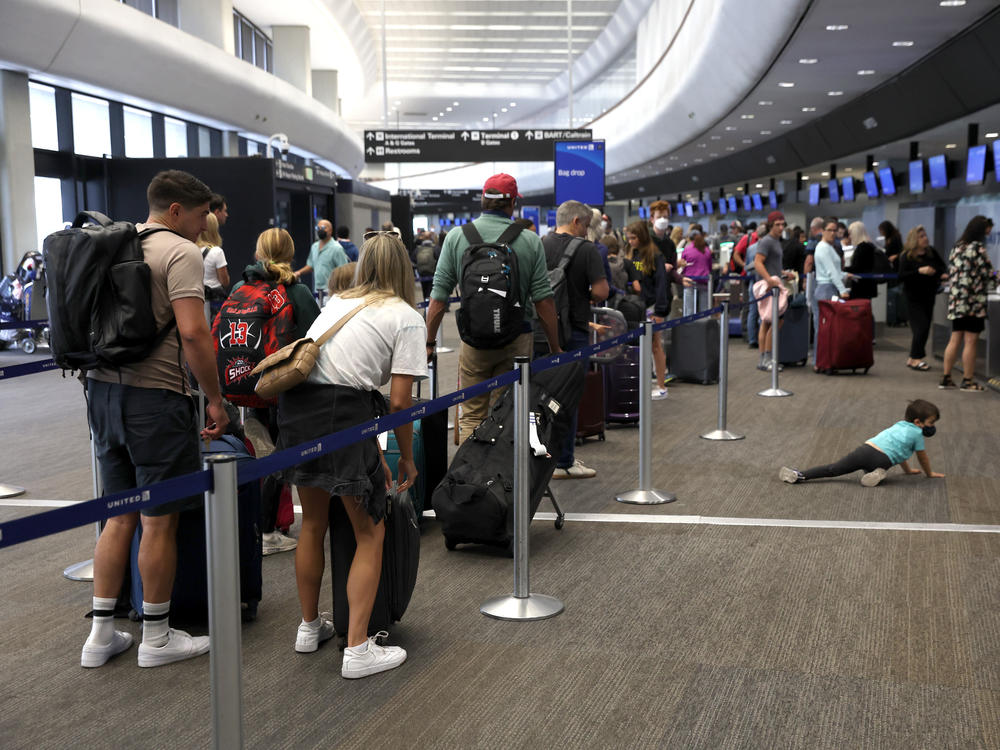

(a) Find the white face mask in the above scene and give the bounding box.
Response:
[600,220,609,232]
[653,218,670,232]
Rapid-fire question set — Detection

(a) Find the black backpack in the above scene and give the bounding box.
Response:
[456,223,525,349]
[43,211,178,371]
[534,236,584,350]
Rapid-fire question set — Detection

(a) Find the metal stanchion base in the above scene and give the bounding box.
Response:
[436,345,454,354]
[63,559,94,581]
[757,387,793,397]
[481,593,564,621]
[0,483,26,498]
[700,429,745,441]
[616,489,677,505]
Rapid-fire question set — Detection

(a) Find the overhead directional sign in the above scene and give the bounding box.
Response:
[363,129,593,163]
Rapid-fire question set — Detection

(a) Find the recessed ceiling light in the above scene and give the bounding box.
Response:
[845,167,853,172]
[726,146,735,151]
[857,69,875,75]
[741,114,754,120]
[482,117,489,122]
[725,126,737,131]
[669,155,678,160]
[709,153,718,157]
[802,106,816,112]
[798,58,818,64]
[873,161,880,166]
[439,112,444,116]
[828,91,844,96]
[758,100,773,106]
[509,102,516,107]
[778,82,795,88]
[453,101,460,106]
[446,107,452,111]
[940,0,966,6]
[945,143,957,149]
[394,100,401,105]
[826,24,849,31]
[501,107,507,112]
[821,171,829,176]
[741,139,752,144]
[892,40,914,47]
[432,116,438,121]
[802,175,810,180]
[780,119,793,125]
[760,130,772,135]
[710,135,721,140]
[986,132,999,138]
[694,158,703,163]
[755,184,763,189]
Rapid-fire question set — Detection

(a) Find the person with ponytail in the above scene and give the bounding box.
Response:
[232,229,320,555]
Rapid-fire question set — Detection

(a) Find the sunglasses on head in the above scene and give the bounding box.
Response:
[363,230,396,240]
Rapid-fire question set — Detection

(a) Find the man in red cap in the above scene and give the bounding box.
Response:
[753,211,791,371]
[424,173,561,440]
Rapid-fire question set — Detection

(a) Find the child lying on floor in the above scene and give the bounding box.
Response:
[780,399,944,487]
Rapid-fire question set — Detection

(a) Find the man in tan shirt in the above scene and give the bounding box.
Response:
[82,170,229,669]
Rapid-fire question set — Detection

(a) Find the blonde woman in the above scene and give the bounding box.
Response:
[898,225,946,371]
[197,212,228,300]
[230,229,319,555]
[327,261,357,296]
[276,231,427,678]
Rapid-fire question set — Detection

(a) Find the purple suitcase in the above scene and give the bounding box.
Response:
[603,345,641,423]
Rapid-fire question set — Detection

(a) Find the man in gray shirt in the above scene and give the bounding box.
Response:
[753,211,790,371]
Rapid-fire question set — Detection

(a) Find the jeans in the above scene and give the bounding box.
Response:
[557,328,591,469]
[746,284,760,346]
[907,294,935,359]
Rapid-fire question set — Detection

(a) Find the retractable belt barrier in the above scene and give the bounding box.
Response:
[0,319,47,330]
[0,358,60,380]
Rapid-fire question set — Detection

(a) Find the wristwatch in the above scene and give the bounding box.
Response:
[426,340,436,347]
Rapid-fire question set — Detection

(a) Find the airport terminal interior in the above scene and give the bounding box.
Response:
[3,0,1000,747]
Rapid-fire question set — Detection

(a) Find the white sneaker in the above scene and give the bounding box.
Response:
[861,468,888,487]
[651,387,669,401]
[137,628,210,667]
[295,614,335,653]
[243,415,275,458]
[81,630,133,668]
[341,631,407,679]
[262,531,297,556]
[552,458,596,479]
[779,467,805,484]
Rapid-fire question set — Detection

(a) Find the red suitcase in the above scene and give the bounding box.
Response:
[576,367,605,444]
[816,299,874,374]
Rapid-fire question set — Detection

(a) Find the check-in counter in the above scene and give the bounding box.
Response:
[932,287,999,377]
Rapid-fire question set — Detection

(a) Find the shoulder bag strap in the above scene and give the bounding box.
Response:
[313,297,379,348]
[461,223,484,246]
[558,236,585,270]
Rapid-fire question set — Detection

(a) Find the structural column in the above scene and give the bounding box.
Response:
[272,27,312,95]
[177,0,235,54]
[312,70,339,113]
[0,70,37,275]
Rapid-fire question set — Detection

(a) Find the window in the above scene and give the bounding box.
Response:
[34,177,66,251]
[123,106,154,157]
[71,92,111,157]
[28,82,58,151]
[245,140,259,156]
[198,126,212,157]
[233,10,273,72]
[119,0,177,26]
[163,116,187,157]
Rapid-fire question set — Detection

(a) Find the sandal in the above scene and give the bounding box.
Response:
[907,361,930,371]
[960,378,985,392]
[938,375,956,389]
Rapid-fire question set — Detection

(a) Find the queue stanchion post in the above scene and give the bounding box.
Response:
[436,322,453,354]
[758,286,792,398]
[0,483,25,498]
[204,453,245,750]
[63,434,103,581]
[481,356,564,621]
[617,321,677,505]
[428,352,438,399]
[701,299,745,441]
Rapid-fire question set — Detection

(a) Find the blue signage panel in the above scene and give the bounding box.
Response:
[546,209,557,227]
[554,140,606,206]
[928,155,948,189]
[728,196,737,213]
[841,176,855,201]
[521,206,540,230]
[909,160,924,194]
[966,145,987,185]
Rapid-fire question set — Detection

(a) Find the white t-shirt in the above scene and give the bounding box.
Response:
[202,245,228,289]
[307,295,428,390]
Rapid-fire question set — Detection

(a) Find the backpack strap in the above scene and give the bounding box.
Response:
[495,222,524,247]
[202,247,210,259]
[72,211,113,228]
[461,223,484,246]
[556,237,585,271]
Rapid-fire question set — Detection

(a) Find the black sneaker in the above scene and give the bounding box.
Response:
[779,467,805,484]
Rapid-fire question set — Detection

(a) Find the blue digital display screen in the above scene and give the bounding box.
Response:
[728,197,737,213]
[675,202,684,217]
[521,206,540,231]
[841,177,855,202]
[697,201,705,215]
[994,144,1000,186]
[828,179,839,203]
[742,195,751,212]
[685,202,694,217]
[554,141,605,206]
[863,171,879,198]
[966,144,987,185]
[751,193,763,211]
[878,167,896,196]
[705,198,713,214]
[808,182,820,206]
[768,190,777,209]
[637,206,647,219]
[928,155,947,189]
[718,198,727,215]
[909,160,924,194]
[546,209,557,226]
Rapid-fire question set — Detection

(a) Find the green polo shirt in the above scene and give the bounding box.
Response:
[430,213,552,320]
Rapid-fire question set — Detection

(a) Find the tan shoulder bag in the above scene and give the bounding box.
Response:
[251,297,377,399]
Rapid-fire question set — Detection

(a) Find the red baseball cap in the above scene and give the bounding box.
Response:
[482,173,521,199]
[767,210,786,224]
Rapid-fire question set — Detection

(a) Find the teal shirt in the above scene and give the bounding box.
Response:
[307,239,348,293]
[869,420,925,465]
[430,213,553,320]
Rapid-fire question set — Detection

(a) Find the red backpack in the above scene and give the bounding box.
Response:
[212,281,296,407]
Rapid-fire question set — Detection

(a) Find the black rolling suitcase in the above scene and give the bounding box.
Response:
[778,297,810,366]
[576,367,605,443]
[129,435,263,627]
[432,360,586,552]
[671,317,720,384]
[329,489,420,641]
[604,345,640,423]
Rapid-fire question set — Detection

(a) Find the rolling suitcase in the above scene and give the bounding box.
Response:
[433,361,585,553]
[381,401,447,515]
[604,345,640,423]
[576,367,605,443]
[778,298,810,366]
[671,317,720,384]
[129,435,263,626]
[330,489,420,641]
[816,299,874,374]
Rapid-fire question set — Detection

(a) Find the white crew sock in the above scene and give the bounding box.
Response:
[301,616,321,630]
[346,640,369,655]
[142,600,170,647]
[87,596,118,646]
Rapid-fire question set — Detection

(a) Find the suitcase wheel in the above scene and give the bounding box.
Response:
[444,537,458,551]
[554,516,564,530]
[599,433,605,442]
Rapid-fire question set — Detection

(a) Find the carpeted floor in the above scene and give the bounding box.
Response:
[1,317,999,748]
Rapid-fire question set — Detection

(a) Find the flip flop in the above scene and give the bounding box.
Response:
[907,361,930,371]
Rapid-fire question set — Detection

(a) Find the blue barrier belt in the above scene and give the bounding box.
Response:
[417,295,461,310]
[531,327,643,373]
[0,470,212,549]
[0,358,60,380]
[651,305,723,333]
[0,319,47,330]
[849,273,899,280]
